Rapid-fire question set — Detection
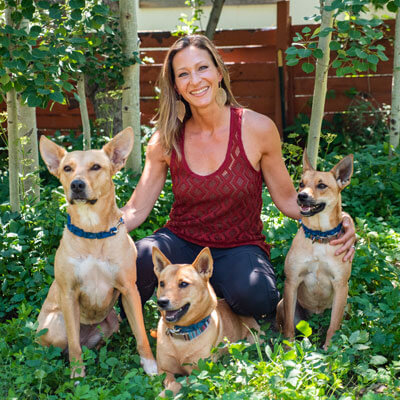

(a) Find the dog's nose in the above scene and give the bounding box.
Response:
[157,298,170,309]
[298,192,309,201]
[71,179,86,193]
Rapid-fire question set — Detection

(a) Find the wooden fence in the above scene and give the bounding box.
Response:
[0,1,395,136]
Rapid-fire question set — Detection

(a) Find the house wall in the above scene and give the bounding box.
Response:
[137,1,395,31]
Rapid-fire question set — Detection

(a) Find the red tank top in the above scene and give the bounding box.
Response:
[165,107,270,256]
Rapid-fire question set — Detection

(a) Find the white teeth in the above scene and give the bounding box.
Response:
[191,87,208,95]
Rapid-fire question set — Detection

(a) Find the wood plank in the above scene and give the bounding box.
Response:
[293,75,392,96]
[140,0,277,8]
[139,29,276,48]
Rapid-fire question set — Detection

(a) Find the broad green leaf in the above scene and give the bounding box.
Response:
[367,54,379,65]
[370,355,387,365]
[387,1,399,12]
[29,25,41,38]
[27,94,43,107]
[69,0,85,9]
[302,26,311,34]
[355,48,368,59]
[49,91,64,104]
[302,62,315,74]
[296,320,312,337]
[0,74,10,85]
[313,48,323,59]
[286,58,299,66]
[297,48,312,58]
[71,10,82,21]
[286,47,299,56]
[329,41,341,51]
[332,60,342,69]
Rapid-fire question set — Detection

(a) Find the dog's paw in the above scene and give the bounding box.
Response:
[141,357,158,375]
[70,364,86,381]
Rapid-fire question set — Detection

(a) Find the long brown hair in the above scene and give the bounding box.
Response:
[153,34,240,157]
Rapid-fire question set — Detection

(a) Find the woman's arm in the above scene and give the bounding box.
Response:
[121,132,169,232]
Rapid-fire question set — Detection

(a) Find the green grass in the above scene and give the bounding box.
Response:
[0,133,399,399]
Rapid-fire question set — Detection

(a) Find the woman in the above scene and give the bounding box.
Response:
[122,35,356,320]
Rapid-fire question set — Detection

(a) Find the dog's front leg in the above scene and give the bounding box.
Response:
[121,286,157,375]
[59,289,84,378]
[283,278,299,341]
[324,283,348,350]
[159,371,182,398]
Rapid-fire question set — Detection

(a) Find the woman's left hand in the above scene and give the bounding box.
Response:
[330,214,356,262]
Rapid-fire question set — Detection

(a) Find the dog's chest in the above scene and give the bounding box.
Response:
[69,255,119,307]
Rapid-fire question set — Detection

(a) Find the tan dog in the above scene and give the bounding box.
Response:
[276,151,353,350]
[37,128,157,378]
[152,247,260,396]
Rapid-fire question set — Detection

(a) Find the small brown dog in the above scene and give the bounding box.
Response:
[152,246,260,396]
[276,151,353,350]
[37,128,157,378]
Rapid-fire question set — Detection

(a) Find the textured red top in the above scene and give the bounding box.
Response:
[165,107,270,256]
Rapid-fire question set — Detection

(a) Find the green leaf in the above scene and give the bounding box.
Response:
[355,48,368,59]
[69,0,85,9]
[71,9,82,21]
[302,62,315,74]
[29,25,41,38]
[286,47,299,56]
[301,26,311,34]
[329,41,341,51]
[313,48,323,59]
[319,27,335,37]
[27,94,42,107]
[296,320,312,337]
[332,60,342,69]
[370,355,387,365]
[337,21,350,33]
[0,74,10,85]
[367,54,379,65]
[37,0,51,9]
[387,1,398,12]
[49,91,64,104]
[297,48,312,58]
[286,58,299,66]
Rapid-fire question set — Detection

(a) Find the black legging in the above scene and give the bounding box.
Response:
[130,228,279,319]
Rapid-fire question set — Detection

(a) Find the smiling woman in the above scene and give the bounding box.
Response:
[121,34,356,328]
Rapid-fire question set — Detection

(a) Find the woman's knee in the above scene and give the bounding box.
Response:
[223,270,280,318]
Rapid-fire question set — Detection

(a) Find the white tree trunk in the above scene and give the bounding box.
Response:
[77,72,91,150]
[120,0,141,173]
[307,0,334,168]
[17,100,39,202]
[17,17,39,203]
[390,10,400,156]
[6,8,20,212]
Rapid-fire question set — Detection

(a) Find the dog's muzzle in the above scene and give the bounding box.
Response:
[297,192,325,216]
[70,179,97,205]
[157,298,190,323]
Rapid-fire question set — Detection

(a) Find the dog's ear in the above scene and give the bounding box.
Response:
[152,247,172,278]
[331,154,353,190]
[192,247,213,280]
[302,148,314,172]
[39,136,67,178]
[103,127,134,174]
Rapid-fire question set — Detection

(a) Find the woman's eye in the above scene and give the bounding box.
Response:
[179,282,189,289]
[178,72,188,78]
[199,65,208,71]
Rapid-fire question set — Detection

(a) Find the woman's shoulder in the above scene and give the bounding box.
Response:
[146,130,171,164]
[241,108,280,142]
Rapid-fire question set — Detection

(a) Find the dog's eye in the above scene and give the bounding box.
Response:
[90,164,101,171]
[159,281,165,288]
[63,165,72,172]
[317,183,327,189]
[299,182,305,188]
[179,282,189,289]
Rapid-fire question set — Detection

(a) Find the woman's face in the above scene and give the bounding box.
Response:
[172,45,222,109]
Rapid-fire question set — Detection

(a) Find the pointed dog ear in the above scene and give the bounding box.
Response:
[331,154,353,190]
[39,135,67,178]
[192,247,213,280]
[302,148,314,172]
[103,127,134,174]
[152,247,172,278]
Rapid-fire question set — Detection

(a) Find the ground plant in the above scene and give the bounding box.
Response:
[0,122,399,399]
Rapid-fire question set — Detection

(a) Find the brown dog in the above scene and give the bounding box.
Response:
[276,151,353,350]
[152,247,260,396]
[37,128,157,377]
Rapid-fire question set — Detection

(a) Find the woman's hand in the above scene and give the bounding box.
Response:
[330,213,356,262]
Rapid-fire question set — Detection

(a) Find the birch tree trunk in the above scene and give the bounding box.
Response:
[205,0,226,40]
[120,0,141,173]
[390,9,400,157]
[17,100,39,202]
[6,8,20,213]
[306,0,334,168]
[17,17,39,203]
[77,72,91,150]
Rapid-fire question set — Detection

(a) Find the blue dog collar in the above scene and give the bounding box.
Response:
[166,315,211,341]
[300,220,344,243]
[67,214,124,239]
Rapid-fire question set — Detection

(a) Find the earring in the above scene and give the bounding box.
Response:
[216,82,227,107]
[176,96,186,123]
